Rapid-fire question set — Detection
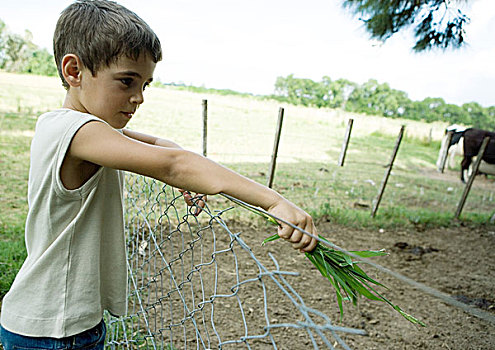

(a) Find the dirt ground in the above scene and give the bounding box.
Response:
[201,219,495,350]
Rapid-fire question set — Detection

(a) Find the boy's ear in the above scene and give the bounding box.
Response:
[61,54,83,88]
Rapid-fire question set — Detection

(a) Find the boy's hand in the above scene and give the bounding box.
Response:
[179,189,207,216]
[267,199,318,253]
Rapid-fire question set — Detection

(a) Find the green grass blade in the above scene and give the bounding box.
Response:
[262,233,280,246]
[348,249,388,258]
[353,273,426,326]
[350,264,387,288]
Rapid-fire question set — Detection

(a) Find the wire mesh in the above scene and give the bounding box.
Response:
[105,174,366,349]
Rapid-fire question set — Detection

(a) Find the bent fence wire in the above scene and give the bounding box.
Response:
[105,173,366,349]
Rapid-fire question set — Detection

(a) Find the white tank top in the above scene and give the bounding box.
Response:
[1,109,127,337]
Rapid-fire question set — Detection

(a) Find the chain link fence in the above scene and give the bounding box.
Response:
[104,174,366,349]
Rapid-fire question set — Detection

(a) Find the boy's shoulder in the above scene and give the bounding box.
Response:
[36,109,104,130]
[33,109,107,147]
[38,108,94,121]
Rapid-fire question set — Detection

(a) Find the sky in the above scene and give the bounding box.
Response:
[1,0,495,107]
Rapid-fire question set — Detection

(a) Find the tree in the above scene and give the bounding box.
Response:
[321,77,357,109]
[342,0,470,51]
[23,48,58,76]
[462,102,487,128]
[0,20,57,77]
[3,30,35,72]
[271,73,493,128]
[274,75,324,107]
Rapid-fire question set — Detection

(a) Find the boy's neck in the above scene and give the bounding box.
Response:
[62,91,85,114]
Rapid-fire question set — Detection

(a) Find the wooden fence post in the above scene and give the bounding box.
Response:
[371,125,405,218]
[267,107,284,189]
[202,99,207,157]
[438,131,453,173]
[455,136,491,219]
[338,119,354,166]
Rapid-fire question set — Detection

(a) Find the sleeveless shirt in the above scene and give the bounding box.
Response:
[1,109,127,337]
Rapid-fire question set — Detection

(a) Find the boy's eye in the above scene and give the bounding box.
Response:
[120,78,133,86]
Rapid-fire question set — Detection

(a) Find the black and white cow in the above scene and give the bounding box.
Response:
[437,125,495,182]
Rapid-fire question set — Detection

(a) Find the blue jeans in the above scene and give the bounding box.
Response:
[0,320,106,350]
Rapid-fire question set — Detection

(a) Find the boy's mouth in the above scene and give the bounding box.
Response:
[122,112,133,119]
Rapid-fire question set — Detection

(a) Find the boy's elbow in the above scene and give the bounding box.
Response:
[154,149,197,188]
[154,148,184,183]
[154,149,222,195]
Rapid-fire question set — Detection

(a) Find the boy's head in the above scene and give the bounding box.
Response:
[54,0,162,90]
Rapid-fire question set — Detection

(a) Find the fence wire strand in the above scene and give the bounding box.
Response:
[105,174,365,349]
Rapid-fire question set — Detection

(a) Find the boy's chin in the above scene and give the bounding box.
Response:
[106,119,129,130]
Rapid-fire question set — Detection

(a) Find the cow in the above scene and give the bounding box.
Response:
[460,128,495,183]
[437,126,495,182]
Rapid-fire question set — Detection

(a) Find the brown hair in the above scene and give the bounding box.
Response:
[54,0,162,89]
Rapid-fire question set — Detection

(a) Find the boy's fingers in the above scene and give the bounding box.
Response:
[193,195,207,215]
[179,189,194,205]
[198,194,207,204]
[289,229,303,245]
[304,220,318,249]
[303,235,318,253]
[292,221,314,251]
[193,194,206,207]
[289,226,306,249]
[293,236,311,251]
[300,230,318,252]
[180,191,207,213]
[267,200,317,253]
[277,222,294,240]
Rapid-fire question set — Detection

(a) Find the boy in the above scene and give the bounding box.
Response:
[0,0,318,348]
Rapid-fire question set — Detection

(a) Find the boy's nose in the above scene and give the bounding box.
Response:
[130,91,144,105]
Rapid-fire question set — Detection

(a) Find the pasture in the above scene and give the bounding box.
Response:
[0,71,494,349]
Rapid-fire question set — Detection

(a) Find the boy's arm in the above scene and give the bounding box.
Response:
[124,128,205,214]
[123,129,182,149]
[71,121,318,252]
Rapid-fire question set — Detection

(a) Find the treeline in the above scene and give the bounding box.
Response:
[160,82,255,98]
[271,74,495,130]
[0,19,57,76]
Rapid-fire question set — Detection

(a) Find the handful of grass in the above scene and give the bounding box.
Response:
[263,234,425,326]
[220,193,425,326]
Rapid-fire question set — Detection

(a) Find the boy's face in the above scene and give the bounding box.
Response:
[75,54,156,129]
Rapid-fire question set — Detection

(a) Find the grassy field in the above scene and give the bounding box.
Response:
[1,70,494,300]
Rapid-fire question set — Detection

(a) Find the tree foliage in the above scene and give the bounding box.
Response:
[271,74,494,130]
[342,0,470,51]
[0,19,57,76]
